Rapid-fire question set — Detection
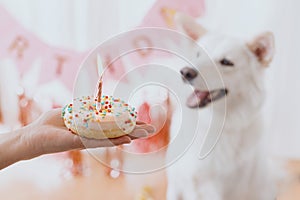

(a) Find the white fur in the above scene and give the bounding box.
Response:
[166,14,277,200]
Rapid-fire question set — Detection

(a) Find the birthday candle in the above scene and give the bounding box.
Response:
[96,54,104,111]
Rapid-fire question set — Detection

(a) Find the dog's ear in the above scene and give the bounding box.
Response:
[174,13,206,41]
[247,32,275,67]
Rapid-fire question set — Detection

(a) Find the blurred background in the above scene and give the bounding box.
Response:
[0,0,299,199]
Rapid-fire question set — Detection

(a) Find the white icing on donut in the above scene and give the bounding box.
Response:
[62,95,137,139]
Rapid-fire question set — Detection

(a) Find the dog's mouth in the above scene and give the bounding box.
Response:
[187,88,228,108]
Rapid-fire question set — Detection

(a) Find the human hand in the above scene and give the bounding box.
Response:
[21,109,155,158]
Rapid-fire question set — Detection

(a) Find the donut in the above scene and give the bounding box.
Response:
[62,95,137,139]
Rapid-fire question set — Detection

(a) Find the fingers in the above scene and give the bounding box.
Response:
[40,108,66,127]
[65,121,156,150]
[77,135,131,149]
[109,136,131,146]
[128,129,148,139]
[72,128,152,149]
[135,123,156,134]
[50,108,63,115]
[128,122,155,139]
[136,121,146,125]
[44,108,63,119]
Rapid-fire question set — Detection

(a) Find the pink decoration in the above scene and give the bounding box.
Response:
[0,0,205,90]
[140,0,205,28]
[0,7,87,90]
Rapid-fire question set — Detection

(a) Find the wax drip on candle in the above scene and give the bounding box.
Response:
[96,54,104,111]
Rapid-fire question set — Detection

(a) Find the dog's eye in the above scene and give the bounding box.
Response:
[220,58,234,67]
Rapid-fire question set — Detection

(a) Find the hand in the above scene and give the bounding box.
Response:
[21,109,155,158]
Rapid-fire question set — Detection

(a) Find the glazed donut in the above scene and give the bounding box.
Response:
[62,95,137,139]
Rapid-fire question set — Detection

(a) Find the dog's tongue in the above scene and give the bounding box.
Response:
[187,89,209,108]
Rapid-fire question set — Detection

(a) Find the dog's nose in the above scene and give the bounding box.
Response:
[180,67,198,81]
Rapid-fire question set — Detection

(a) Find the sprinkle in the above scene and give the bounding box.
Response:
[66,96,138,131]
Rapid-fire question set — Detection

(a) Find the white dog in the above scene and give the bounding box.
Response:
[166,13,276,200]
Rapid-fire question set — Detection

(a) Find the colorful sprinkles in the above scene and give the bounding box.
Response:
[62,95,137,131]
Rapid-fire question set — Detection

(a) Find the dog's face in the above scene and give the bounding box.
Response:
[175,13,275,110]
